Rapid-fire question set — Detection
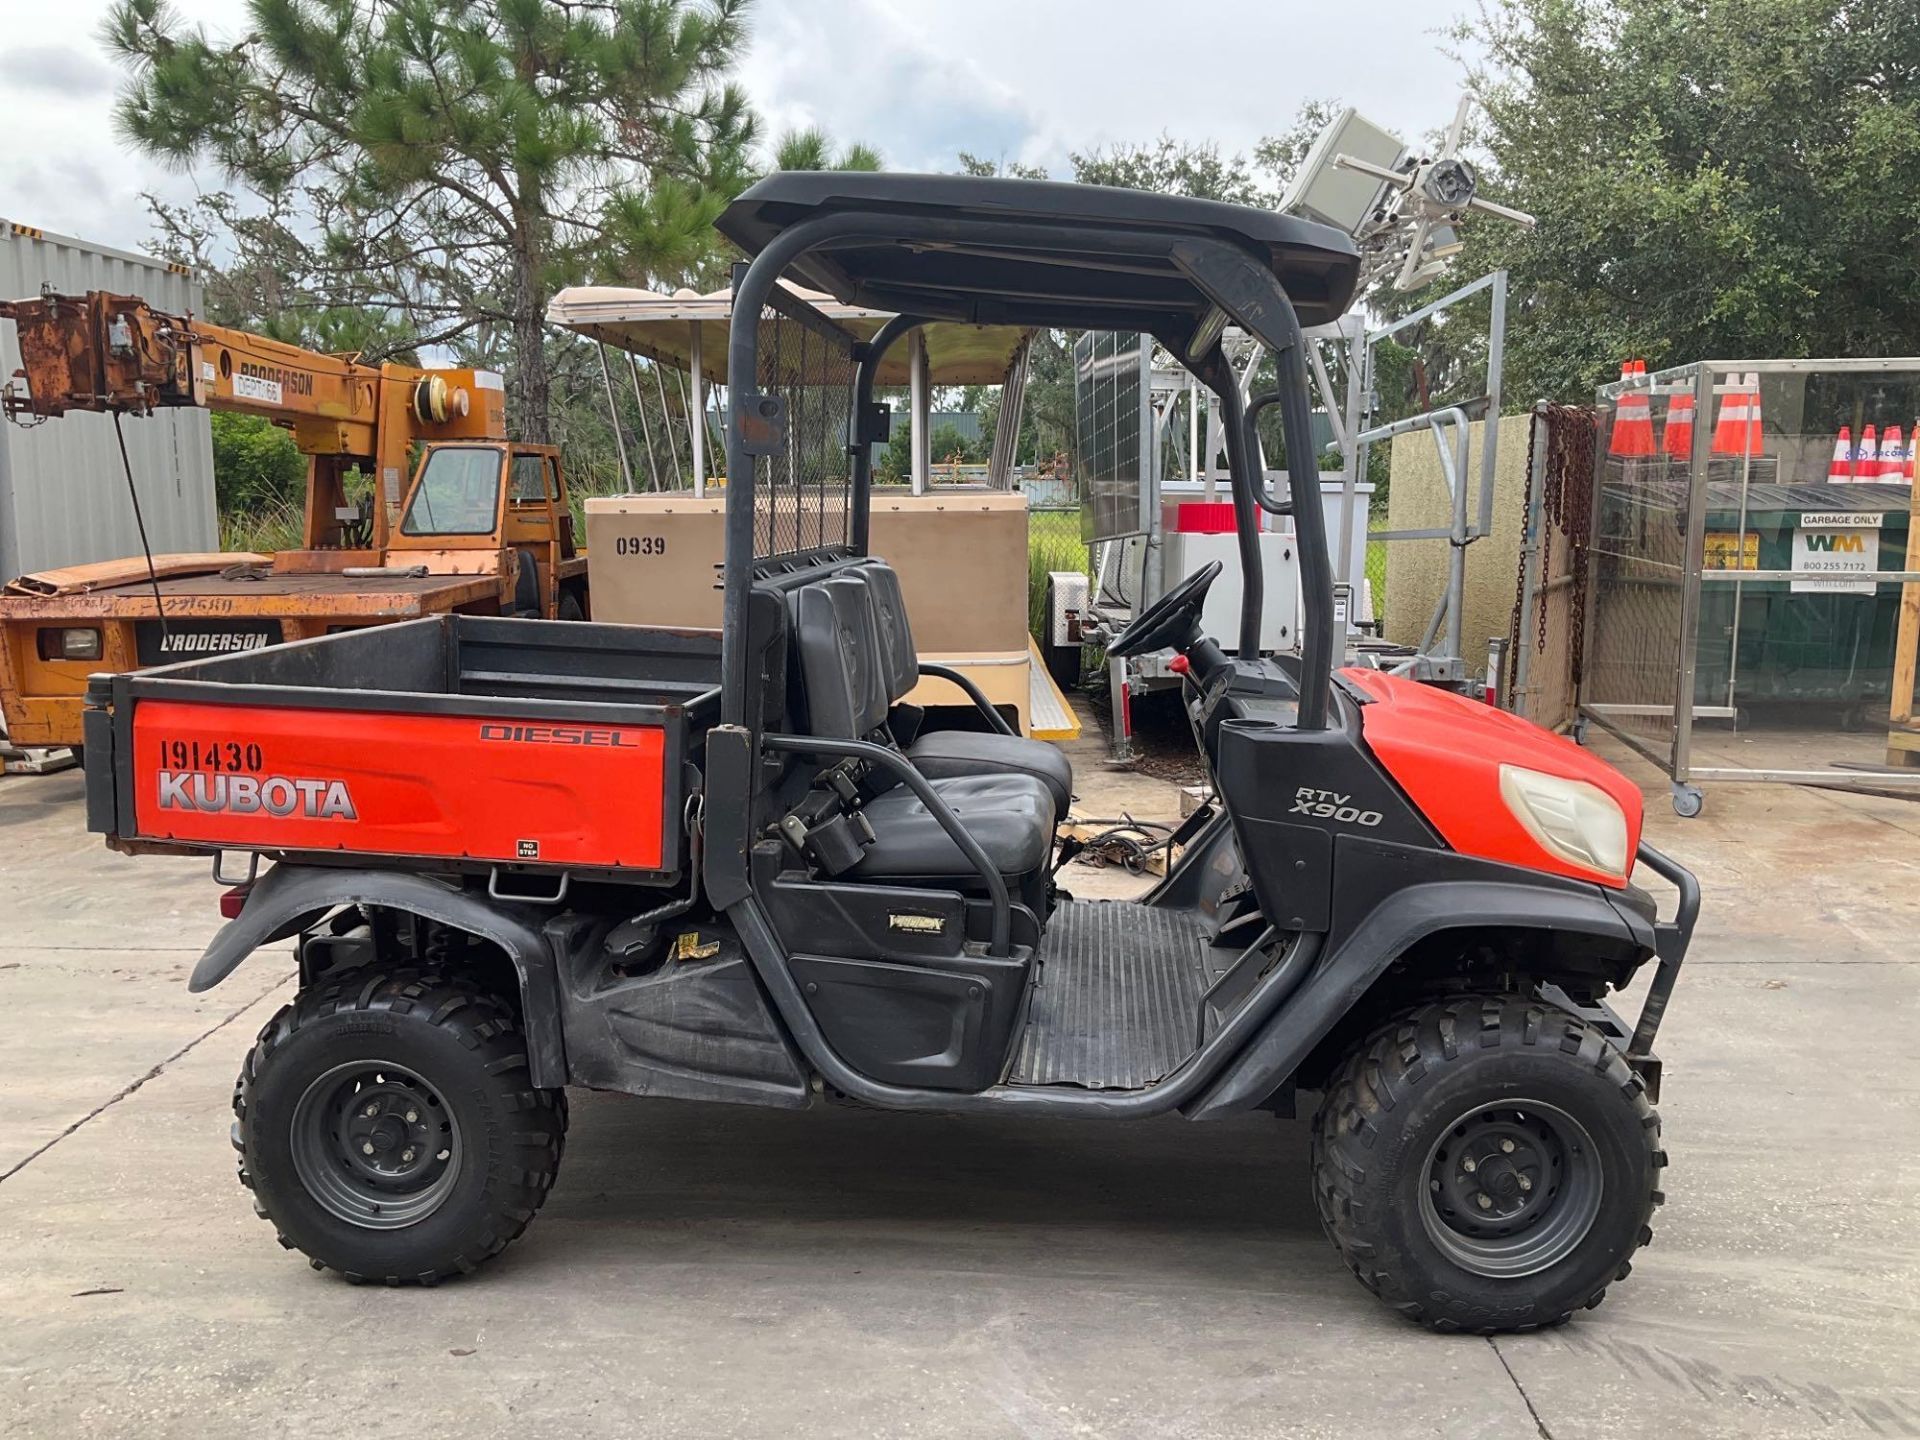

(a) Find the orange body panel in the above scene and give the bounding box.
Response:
[129,701,668,871]
[1343,669,1644,889]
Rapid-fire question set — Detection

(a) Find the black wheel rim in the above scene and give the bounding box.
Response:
[1419,1099,1604,1279]
[289,1062,461,1230]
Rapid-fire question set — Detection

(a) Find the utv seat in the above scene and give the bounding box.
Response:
[790,571,1055,882]
[849,774,1054,881]
[907,729,1072,816]
[860,562,1074,816]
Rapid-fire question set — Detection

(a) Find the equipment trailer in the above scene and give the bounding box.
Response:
[0,293,589,750]
[83,174,1698,1331]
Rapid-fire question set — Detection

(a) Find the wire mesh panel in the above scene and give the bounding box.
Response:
[1073,331,1152,544]
[1581,358,1920,801]
[748,287,859,562]
[1581,425,1691,760]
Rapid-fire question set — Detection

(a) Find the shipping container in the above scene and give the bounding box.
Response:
[0,219,216,581]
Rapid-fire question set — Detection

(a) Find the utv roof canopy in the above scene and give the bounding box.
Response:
[717,172,1361,335]
[717,172,1364,735]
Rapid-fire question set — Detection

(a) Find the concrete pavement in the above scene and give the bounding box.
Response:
[3,744,1918,1439]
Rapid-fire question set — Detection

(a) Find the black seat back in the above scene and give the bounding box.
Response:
[791,571,889,740]
[860,562,919,704]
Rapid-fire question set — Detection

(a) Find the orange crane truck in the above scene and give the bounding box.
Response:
[0,290,588,750]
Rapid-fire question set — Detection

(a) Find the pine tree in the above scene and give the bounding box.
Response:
[106,0,759,441]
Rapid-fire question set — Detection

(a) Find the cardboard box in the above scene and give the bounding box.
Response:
[585,488,1040,730]
[584,490,1031,655]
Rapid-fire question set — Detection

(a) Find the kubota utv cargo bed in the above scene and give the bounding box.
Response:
[82,616,716,881]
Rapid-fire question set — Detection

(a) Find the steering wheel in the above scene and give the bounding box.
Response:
[1107,560,1222,658]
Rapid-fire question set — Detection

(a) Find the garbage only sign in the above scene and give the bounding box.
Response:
[1791,511,1882,594]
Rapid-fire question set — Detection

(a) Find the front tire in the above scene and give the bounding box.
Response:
[1311,995,1663,1333]
[233,968,567,1284]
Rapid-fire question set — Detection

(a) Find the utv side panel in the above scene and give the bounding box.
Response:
[1182,863,1655,1121]
[189,863,569,1089]
[548,915,811,1110]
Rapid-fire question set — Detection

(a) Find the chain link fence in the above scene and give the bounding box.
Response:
[1581,449,1687,755]
[1363,535,1387,628]
[1581,359,1920,811]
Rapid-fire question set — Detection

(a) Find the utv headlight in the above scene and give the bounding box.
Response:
[1498,764,1630,879]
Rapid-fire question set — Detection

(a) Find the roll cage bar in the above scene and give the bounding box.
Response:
[719,176,1361,738]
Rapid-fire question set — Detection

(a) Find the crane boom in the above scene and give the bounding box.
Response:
[0,289,506,548]
[0,287,590,753]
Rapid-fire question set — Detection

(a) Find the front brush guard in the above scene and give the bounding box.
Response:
[1625,842,1700,1065]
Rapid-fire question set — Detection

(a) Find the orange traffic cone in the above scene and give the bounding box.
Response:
[1857,424,1880,483]
[1880,425,1905,482]
[1662,384,1695,459]
[1711,374,1750,455]
[1610,360,1656,457]
[1829,426,1854,483]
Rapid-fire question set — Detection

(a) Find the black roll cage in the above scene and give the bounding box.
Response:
[720,209,1339,739]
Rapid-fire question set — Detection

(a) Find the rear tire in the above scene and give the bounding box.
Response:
[233,968,567,1284]
[1310,994,1662,1333]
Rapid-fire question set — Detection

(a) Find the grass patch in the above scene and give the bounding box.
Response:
[1027,508,1089,639]
[219,500,304,554]
[1364,537,1387,622]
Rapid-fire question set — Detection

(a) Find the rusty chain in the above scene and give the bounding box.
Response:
[1506,403,1599,703]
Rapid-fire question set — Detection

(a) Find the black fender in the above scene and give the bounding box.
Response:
[1182,876,1655,1120]
[189,863,567,1089]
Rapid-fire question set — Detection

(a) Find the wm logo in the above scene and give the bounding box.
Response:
[1804,532,1867,553]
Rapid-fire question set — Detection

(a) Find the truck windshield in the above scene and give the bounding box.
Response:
[401,447,504,536]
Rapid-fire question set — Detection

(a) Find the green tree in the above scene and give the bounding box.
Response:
[106,0,758,442]
[1069,134,1277,205]
[210,412,306,513]
[929,421,982,465]
[773,127,882,173]
[1454,0,1920,403]
[146,194,422,361]
[874,414,913,483]
[957,151,1048,181]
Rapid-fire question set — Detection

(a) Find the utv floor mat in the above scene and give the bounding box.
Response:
[1009,899,1211,1089]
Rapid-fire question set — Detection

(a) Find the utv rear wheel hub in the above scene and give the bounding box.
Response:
[290,1063,461,1229]
[1420,1100,1603,1278]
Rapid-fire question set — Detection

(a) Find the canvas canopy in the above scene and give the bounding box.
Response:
[546,282,1031,386]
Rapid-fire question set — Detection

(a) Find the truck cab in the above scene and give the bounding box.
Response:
[386,442,588,619]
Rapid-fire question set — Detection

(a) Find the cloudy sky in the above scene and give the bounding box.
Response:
[0,0,1474,259]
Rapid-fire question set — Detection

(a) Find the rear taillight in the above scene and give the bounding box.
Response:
[218,886,251,920]
[37,627,102,661]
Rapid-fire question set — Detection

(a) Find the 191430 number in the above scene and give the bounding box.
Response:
[159,738,263,773]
